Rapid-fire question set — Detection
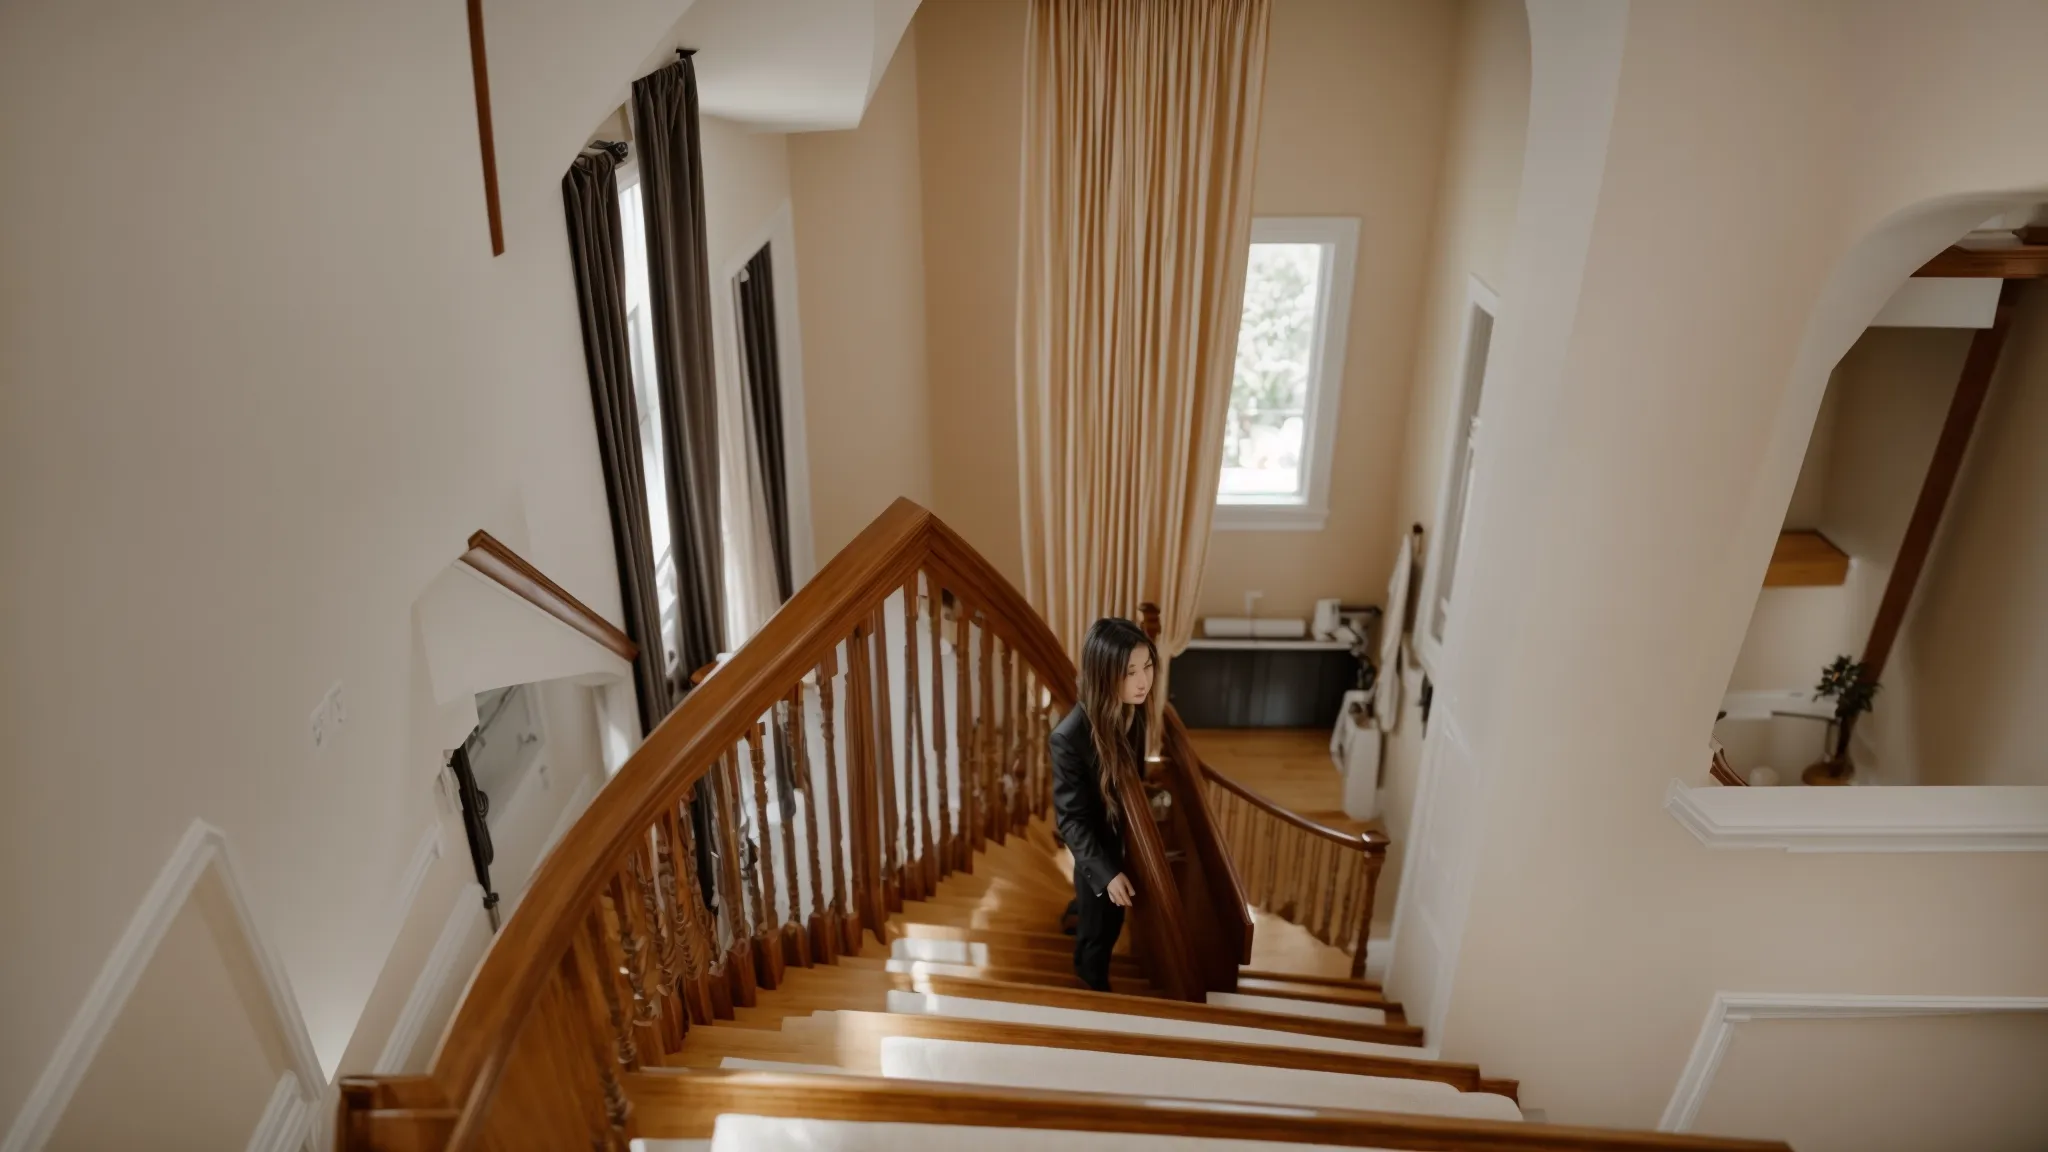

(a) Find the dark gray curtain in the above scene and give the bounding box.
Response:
[561,151,675,736]
[737,244,794,603]
[632,56,727,684]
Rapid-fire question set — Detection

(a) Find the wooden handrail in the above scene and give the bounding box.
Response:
[1198,759,1388,980]
[420,500,1093,1148]
[1200,760,1386,851]
[462,529,637,661]
[619,1069,1794,1150]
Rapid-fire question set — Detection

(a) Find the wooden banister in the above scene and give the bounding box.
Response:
[345,500,1279,1150]
[462,529,636,661]
[615,1069,1794,1150]
[1200,758,1389,980]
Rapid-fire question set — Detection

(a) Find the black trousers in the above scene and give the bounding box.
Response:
[1072,871,1125,992]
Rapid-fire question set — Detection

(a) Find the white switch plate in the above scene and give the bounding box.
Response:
[326,682,347,725]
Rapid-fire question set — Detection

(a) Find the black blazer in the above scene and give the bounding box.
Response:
[1049,703,1145,896]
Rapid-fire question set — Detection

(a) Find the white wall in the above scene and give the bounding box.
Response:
[0,0,699,1127]
[1378,0,1530,932]
[1391,0,2048,1128]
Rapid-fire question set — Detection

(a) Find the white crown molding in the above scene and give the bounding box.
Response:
[1,820,331,1152]
[243,1071,315,1152]
[374,883,488,1075]
[1664,778,2048,852]
[1660,991,2048,1131]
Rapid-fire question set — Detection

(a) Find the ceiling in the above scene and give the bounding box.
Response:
[661,0,922,132]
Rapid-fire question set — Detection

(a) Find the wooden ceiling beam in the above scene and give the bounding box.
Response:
[1912,244,2048,278]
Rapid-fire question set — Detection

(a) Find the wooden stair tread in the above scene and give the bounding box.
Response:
[1239,968,1383,992]
[912,973,1426,1046]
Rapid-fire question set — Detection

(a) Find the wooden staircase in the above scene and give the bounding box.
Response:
[337,500,1791,1152]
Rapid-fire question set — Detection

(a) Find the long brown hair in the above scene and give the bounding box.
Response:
[1077,617,1158,830]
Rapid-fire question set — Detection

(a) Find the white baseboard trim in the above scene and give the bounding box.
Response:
[1659,991,2048,1131]
[1664,777,2048,852]
[374,882,488,1075]
[243,1071,316,1152]
[1,820,331,1152]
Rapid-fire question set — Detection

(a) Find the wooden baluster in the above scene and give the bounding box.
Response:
[1008,645,1025,833]
[1353,834,1387,980]
[676,795,733,1020]
[1320,842,1343,943]
[983,631,1003,843]
[657,808,717,1024]
[845,620,885,942]
[900,580,929,900]
[774,697,813,968]
[1335,852,1362,967]
[628,836,687,1052]
[871,607,903,914]
[569,905,635,1136]
[744,724,786,988]
[791,680,835,964]
[606,869,664,1060]
[818,649,859,953]
[983,619,999,844]
[927,580,955,874]
[955,602,977,868]
[712,755,758,1008]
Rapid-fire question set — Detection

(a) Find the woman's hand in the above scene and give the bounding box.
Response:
[1106,872,1135,908]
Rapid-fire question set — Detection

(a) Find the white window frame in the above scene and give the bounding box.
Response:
[1414,274,1499,678]
[1213,216,1360,532]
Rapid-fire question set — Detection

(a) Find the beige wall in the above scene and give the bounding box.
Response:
[1886,291,2048,785]
[1375,0,1530,928]
[1692,1013,2048,1151]
[789,26,934,560]
[914,0,1462,620]
[916,0,1031,587]
[1394,0,2048,1128]
[0,0,696,1120]
[1200,0,1459,623]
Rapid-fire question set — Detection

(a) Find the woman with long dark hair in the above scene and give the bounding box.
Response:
[1050,617,1158,991]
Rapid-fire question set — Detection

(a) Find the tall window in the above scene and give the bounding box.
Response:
[616,164,682,680]
[1214,218,1358,531]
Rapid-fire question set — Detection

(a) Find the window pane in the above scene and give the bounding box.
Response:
[619,180,682,676]
[1220,242,1323,499]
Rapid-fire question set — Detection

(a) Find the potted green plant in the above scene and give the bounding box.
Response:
[1802,655,1879,786]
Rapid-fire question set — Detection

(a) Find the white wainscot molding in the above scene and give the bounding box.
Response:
[1664,779,2048,852]
[1660,991,2048,1131]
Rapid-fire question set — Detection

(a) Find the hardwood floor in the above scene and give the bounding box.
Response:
[1187,728,1378,835]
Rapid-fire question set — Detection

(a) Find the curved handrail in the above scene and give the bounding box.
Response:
[1200,762,1388,852]
[431,500,1087,1145]
[1198,758,1388,980]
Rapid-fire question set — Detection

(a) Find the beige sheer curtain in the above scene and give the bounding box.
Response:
[1017,0,1271,661]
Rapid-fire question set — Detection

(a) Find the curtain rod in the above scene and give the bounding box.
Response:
[583,140,628,160]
